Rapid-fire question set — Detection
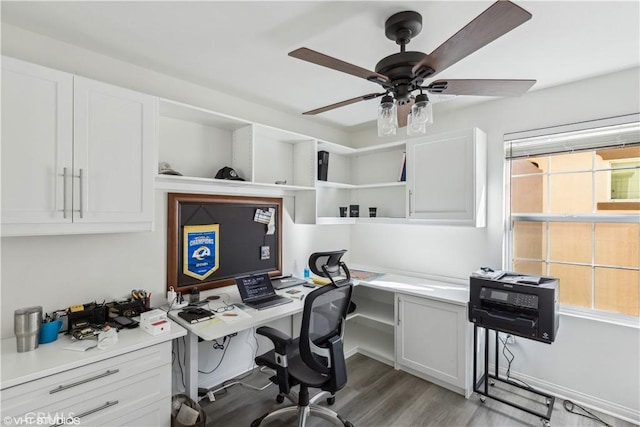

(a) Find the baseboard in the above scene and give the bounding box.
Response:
[498,367,640,425]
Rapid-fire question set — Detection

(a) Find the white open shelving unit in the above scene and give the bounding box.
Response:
[315,140,407,224]
[157,98,316,192]
[156,97,486,227]
[345,284,396,366]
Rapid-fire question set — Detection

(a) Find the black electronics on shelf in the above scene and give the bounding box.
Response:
[468,271,560,427]
[317,150,329,181]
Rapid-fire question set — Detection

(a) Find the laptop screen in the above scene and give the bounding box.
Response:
[236,273,276,302]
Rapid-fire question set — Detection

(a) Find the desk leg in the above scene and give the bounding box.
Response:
[185,331,199,400]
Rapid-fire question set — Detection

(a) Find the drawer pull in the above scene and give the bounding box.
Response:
[49,369,120,394]
[50,401,119,427]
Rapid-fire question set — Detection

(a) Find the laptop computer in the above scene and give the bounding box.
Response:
[235,273,293,310]
[272,276,309,290]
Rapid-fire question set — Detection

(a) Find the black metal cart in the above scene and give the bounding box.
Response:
[473,325,555,427]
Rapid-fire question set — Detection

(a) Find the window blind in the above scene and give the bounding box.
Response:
[504,113,640,159]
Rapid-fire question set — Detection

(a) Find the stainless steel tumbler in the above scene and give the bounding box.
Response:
[14,306,43,352]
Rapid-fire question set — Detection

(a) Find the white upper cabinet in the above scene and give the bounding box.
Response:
[1,57,156,236]
[406,128,487,227]
[73,77,155,225]
[1,56,73,226]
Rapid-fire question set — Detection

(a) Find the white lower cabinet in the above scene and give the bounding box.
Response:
[1,342,172,426]
[395,293,472,397]
[344,284,472,397]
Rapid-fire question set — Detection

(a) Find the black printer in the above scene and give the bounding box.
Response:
[468,271,559,344]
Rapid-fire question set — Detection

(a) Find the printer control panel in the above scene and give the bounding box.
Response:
[479,287,539,310]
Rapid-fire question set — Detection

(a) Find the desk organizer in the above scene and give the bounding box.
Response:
[140,309,171,335]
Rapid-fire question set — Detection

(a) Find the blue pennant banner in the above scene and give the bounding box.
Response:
[183,224,219,281]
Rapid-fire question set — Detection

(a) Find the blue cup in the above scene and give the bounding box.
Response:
[39,319,63,344]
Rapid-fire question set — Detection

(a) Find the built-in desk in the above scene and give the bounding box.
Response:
[172,273,473,401]
[1,322,186,426]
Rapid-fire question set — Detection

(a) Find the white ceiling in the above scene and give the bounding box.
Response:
[2,1,639,132]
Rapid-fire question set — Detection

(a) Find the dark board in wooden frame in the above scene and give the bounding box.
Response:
[167,193,283,293]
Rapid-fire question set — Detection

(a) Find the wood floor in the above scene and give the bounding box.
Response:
[201,354,634,427]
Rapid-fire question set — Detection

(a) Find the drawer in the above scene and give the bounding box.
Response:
[39,363,170,426]
[1,342,170,418]
[108,397,171,427]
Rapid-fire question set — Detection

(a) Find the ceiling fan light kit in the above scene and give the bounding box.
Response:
[378,94,398,136]
[289,0,536,137]
[407,93,433,136]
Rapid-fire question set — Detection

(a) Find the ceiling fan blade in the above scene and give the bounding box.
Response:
[413,1,532,77]
[397,98,415,128]
[426,79,536,96]
[303,92,386,115]
[290,47,389,84]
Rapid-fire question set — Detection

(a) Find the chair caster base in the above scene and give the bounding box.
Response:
[251,413,268,427]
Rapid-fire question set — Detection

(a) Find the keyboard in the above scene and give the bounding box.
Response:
[247,295,293,310]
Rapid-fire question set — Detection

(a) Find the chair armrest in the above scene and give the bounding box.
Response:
[256,326,292,354]
[327,335,347,391]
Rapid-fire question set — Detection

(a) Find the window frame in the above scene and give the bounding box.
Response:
[503,114,640,327]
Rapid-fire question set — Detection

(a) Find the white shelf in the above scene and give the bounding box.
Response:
[357,181,406,189]
[317,139,405,157]
[344,320,395,366]
[316,217,356,225]
[154,175,313,194]
[317,180,405,190]
[347,297,394,326]
[316,181,356,189]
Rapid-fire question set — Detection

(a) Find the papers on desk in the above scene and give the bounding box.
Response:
[63,340,98,352]
[218,306,252,324]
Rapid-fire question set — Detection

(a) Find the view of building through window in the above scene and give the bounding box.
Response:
[508,141,639,317]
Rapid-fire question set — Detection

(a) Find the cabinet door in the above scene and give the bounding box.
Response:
[73,77,155,224]
[406,128,486,226]
[1,56,73,225]
[396,294,470,395]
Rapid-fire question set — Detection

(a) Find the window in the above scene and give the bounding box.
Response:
[505,115,640,318]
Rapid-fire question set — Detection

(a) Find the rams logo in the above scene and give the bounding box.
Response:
[192,246,211,261]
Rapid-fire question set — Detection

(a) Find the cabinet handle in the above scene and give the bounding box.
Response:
[58,167,68,219]
[78,168,84,219]
[408,190,413,216]
[49,369,119,394]
[50,401,119,427]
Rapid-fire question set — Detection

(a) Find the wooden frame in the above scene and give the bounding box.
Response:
[167,193,282,293]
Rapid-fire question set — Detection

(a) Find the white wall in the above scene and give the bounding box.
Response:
[350,67,640,421]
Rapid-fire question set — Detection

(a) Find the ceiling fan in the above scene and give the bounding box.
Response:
[289,0,536,135]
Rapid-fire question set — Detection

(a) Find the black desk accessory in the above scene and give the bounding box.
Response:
[178,308,215,324]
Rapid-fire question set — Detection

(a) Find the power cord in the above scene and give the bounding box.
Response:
[199,335,233,374]
[498,334,533,390]
[563,400,612,427]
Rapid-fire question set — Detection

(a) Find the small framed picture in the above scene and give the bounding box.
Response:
[260,245,271,260]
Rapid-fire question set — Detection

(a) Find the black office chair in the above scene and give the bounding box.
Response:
[252,250,353,427]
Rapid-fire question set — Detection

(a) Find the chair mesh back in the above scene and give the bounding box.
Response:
[300,283,352,375]
[308,250,348,279]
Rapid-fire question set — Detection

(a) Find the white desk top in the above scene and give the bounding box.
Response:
[170,273,468,342]
[1,320,186,389]
[168,284,314,341]
[361,273,469,306]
